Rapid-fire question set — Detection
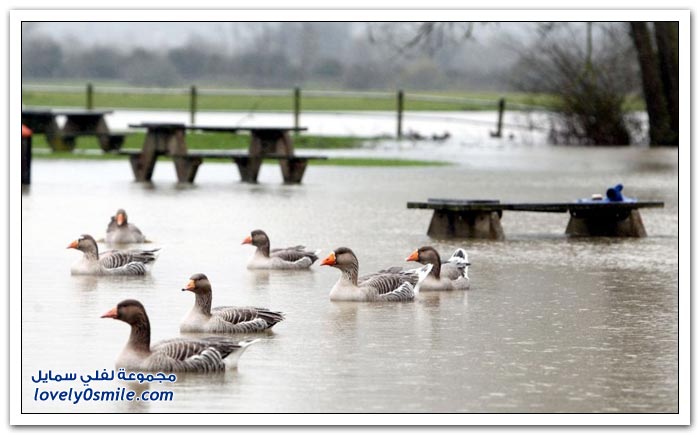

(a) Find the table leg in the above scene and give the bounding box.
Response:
[565,209,647,237]
[427,210,505,240]
[279,158,308,184]
[173,156,202,183]
[233,156,263,183]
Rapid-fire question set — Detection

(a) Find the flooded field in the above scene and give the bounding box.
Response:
[21,144,678,413]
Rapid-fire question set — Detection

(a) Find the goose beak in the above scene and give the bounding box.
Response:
[320,252,336,266]
[242,236,252,245]
[406,250,419,262]
[67,240,79,249]
[116,213,125,226]
[100,307,118,319]
[182,280,196,292]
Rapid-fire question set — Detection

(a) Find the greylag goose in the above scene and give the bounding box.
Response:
[320,247,432,302]
[180,273,285,333]
[67,234,160,276]
[101,299,258,372]
[406,247,470,291]
[242,229,319,270]
[105,209,146,244]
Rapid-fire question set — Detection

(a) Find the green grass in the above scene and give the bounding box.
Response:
[30,131,447,167]
[30,132,374,151]
[31,151,449,167]
[22,88,648,112]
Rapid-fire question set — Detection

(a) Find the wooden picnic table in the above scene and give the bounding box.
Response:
[407,198,665,239]
[121,123,325,184]
[21,109,125,152]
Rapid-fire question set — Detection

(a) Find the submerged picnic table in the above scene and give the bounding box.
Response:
[21,109,125,152]
[120,123,327,184]
[407,199,665,239]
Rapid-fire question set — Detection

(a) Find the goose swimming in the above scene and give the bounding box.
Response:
[242,229,319,270]
[67,234,159,276]
[105,209,146,244]
[180,273,285,334]
[101,299,258,372]
[406,247,470,291]
[320,247,432,302]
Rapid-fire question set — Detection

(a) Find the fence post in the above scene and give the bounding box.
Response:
[86,83,93,110]
[397,90,404,139]
[293,87,301,132]
[189,85,197,125]
[490,98,505,138]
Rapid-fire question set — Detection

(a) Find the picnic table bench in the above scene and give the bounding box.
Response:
[407,198,665,239]
[21,109,125,152]
[119,123,326,184]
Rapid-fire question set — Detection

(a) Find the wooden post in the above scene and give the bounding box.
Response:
[86,83,93,110]
[490,98,505,138]
[397,90,404,139]
[189,85,197,125]
[21,126,32,185]
[293,87,301,132]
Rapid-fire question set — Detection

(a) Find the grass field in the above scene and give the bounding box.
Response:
[22,87,645,112]
[31,151,449,167]
[30,132,372,151]
[30,133,449,167]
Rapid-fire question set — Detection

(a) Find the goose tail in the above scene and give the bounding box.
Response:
[224,338,261,369]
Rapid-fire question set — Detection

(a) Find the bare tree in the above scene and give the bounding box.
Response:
[630,22,678,146]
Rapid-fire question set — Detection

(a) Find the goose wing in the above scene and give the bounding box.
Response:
[271,246,319,263]
[149,337,257,372]
[441,262,467,280]
[359,272,417,296]
[100,248,159,269]
[211,306,285,332]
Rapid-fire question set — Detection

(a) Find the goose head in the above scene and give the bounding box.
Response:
[67,234,99,257]
[406,246,441,278]
[242,229,270,248]
[406,246,441,265]
[182,273,212,294]
[101,299,148,325]
[321,247,359,269]
[114,209,128,227]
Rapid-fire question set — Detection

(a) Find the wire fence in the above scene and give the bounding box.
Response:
[22,83,553,138]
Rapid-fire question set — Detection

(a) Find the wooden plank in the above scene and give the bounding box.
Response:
[128,122,186,129]
[407,201,665,212]
[188,125,308,133]
[115,149,328,160]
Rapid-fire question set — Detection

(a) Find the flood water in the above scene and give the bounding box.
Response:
[21,143,678,413]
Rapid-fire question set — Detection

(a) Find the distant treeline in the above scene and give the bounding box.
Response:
[21,22,517,91]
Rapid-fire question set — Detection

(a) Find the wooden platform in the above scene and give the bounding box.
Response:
[117,149,327,183]
[407,199,665,239]
[22,109,124,152]
[123,123,324,184]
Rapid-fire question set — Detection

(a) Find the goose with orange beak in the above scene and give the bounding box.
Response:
[67,234,160,275]
[101,299,258,372]
[242,229,320,270]
[320,247,432,302]
[405,247,471,291]
[106,209,147,244]
[180,273,285,333]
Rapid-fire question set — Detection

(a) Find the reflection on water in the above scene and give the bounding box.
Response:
[21,146,678,413]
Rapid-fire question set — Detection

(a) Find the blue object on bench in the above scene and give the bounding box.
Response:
[577,184,637,204]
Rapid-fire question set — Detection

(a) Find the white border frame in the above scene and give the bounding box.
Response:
[9,8,690,426]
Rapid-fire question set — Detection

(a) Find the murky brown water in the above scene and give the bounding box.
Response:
[21,145,678,413]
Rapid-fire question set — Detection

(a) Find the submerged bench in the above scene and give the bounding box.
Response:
[123,123,326,184]
[117,149,328,183]
[407,198,665,239]
[22,109,125,152]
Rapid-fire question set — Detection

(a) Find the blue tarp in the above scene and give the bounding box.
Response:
[577,184,638,204]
